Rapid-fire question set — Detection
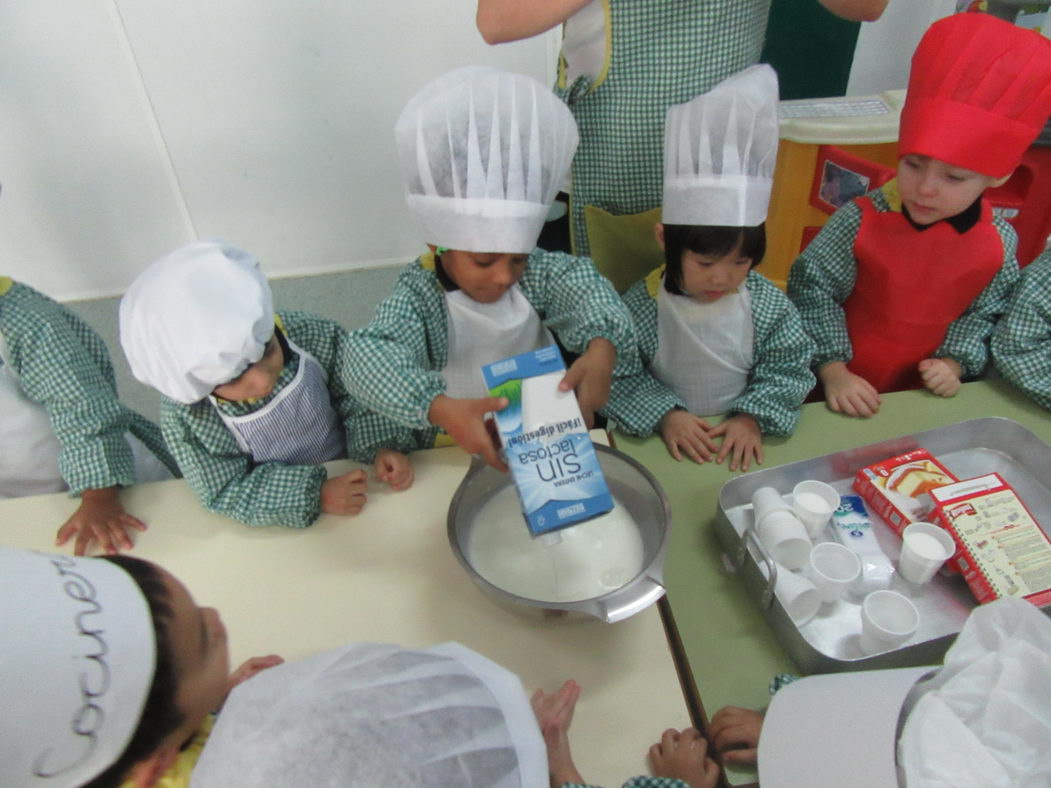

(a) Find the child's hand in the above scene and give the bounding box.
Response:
[819,361,881,417]
[649,728,720,788]
[660,409,718,464]
[219,654,284,710]
[428,394,509,471]
[531,680,584,788]
[709,413,763,472]
[919,357,962,397]
[708,706,764,767]
[374,449,414,491]
[560,337,616,428]
[55,486,146,556]
[320,468,368,515]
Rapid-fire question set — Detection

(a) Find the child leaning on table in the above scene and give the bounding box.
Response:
[120,241,417,528]
[346,67,638,471]
[0,275,177,555]
[992,250,1051,411]
[787,12,1051,418]
[1,546,710,788]
[602,65,815,472]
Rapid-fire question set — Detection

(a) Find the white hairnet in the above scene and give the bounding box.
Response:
[120,241,275,404]
[662,64,779,227]
[396,66,579,253]
[0,548,155,788]
[189,642,547,788]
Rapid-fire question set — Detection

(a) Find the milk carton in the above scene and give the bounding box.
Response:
[482,345,613,536]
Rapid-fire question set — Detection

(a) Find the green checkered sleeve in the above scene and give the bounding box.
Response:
[935,218,1020,378]
[992,251,1051,410]
[729,272,816,436]
[160,396,327,528]
[560,778,690,788]
[346,262,449,430]
[786,201,862,369]
[602,278,684,436]
[0,281,175,494]
[522,249,641,377]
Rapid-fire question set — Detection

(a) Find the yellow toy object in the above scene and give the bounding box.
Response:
[762,90,905,289]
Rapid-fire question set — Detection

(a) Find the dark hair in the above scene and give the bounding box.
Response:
[81,557,185,788]
[662,223,766,295]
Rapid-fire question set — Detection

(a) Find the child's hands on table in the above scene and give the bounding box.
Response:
[919,357,961,398]
[820,361,881,417]
[374,448,414,491]
[560,337,616,428]
[531,680,584,788]
[55,486,146,556]
[660,409,718,463]
[428,394,508,472]
[708,705,764,767]
[320,468,368,515]
[710,413,763,472]
[649,727,720,788]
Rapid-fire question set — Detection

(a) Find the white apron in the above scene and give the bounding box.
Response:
[650,283,753,418]
[442,286,554,399]
[0,339,172,499]
[211,338,345,465]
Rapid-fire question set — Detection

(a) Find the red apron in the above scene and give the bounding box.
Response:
[844,197,1003,393]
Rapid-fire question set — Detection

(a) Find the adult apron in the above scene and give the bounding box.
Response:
[650,282,753,417]
[844,197,1004,393]
[212,338,345,465]
[442,286,554,399]
[556,0,770,270]
[0,339,172,499]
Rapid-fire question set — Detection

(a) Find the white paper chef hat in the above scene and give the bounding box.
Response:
[189,642,547,787]
[662,64,779,227]
[0,547,156,787]
[395,66,579,254]
[120,240,275,404]
[757,597,1051,787]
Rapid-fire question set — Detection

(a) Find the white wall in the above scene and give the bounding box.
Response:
[0,1,554,300]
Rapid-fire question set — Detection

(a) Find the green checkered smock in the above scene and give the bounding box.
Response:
[993,251,1051,411]
[787,183,1020,378]
[556,0,771,255]
[563,777,689,788]
[0,278,177,495]
[161,310,423,528]
[347,250,640,429]
[604,267,814,437]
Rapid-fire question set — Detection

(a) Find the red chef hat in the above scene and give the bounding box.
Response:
[899,12,1051,178]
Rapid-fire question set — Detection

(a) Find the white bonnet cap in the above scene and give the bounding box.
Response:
[662,64,780,227]
[120,241,275,404]
[189,642,547,787]
[0,547,155,787]
[395,66,579,254]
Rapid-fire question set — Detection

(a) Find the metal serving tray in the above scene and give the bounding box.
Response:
[714,417,1051,674]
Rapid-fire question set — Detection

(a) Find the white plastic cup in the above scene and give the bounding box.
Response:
[757,509,812,570]
[898,522,956,584]
[751,486,792,528]
[760,560,821,627]
[859,590,919,655]
[792,480,840,538]
[806,542,862,603]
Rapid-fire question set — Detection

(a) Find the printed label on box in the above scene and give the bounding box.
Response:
[482,345,613,536]
[852,448,958,536]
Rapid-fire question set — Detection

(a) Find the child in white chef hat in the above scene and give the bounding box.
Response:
[120,241,418,528]
[347,67,639,470]
[603,65,815,472]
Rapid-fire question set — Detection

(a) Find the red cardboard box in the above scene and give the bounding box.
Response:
[852,448,958,536]
[930,473,1051,607]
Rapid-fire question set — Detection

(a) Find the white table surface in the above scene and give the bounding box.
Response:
[1,444,689,786]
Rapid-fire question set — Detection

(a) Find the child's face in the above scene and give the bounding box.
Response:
[896,154,1006,225]
[212,334,284,401]
[160,566,230,746]
[436,249,528,303]
[679,245,752,303]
